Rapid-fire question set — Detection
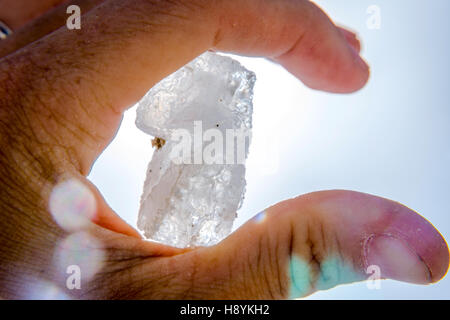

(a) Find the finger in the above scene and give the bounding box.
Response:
[337,26,361,53]
[174,191,449,299]
[83,176,142,239]
[48,173,141,238]
[0,0,68,31]
[0,0,105,58]
[268,24,363,75]
[216,1,369,93]
[2,0,369,175]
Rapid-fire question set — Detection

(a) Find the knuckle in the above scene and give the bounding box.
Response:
[301,213,346,290]
[252,232,290,299]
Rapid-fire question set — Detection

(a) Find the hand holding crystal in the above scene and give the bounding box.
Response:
[0,0,447,299]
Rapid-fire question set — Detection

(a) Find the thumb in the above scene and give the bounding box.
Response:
[180,191,449,299]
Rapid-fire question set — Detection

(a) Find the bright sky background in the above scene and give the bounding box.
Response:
[89,0,450,299]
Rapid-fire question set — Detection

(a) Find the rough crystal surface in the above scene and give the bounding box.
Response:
[136,52,256,247]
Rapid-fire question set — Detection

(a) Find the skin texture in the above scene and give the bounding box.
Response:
[0,0,69,30]
[0,0,448,299]
[0,0,105,58]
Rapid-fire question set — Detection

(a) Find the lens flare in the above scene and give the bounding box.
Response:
[53,232,105,284]
[49,178,96,231]
[22,280,71,300]
[252,211,267,224]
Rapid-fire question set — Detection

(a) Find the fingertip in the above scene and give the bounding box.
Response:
[297,191,449,286]
[393,206,449,284]
[423,227,449,283]
[83,178,142,239]
[271,2,370,94]
[292,55,370,94]
[323,43,371,94]
[92,191,143,239]
[361,199,450,284]
[274,31,370,94]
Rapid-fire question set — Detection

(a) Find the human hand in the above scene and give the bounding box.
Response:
[0,0,447,299]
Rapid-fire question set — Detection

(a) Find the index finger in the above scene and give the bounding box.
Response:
[0,0,369,174]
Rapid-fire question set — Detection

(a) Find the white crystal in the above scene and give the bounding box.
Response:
[136,52,256,247]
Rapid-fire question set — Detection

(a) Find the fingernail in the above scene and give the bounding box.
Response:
[339,29,360,53]
[348,44,369,73]
[364,234,431,284]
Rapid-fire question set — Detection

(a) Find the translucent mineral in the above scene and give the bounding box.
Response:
[136,52,256,247]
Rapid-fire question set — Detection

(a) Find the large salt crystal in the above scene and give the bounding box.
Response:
[136,52,256,247]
